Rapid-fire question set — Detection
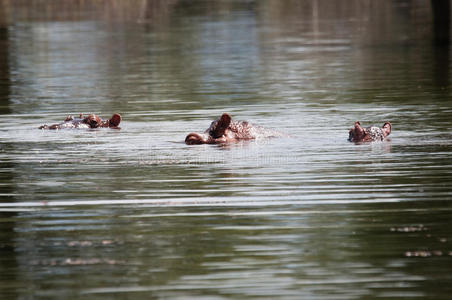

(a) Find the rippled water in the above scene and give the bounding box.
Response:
[1,1,452,299]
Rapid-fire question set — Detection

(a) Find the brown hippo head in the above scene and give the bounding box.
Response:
[185,113,284,145]
[348,121,391,142]
[348,121,366,142]
[84,113,121,128]
[185,113,233,145]
[39,113,122,130]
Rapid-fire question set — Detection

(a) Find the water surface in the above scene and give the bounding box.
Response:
[1,1,452,299]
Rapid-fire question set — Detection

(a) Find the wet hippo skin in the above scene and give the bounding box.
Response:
[39,113,121,130]
[348,121,391,142]
[185,113,284,145]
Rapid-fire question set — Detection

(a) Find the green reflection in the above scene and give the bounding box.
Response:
[0,1,451,299]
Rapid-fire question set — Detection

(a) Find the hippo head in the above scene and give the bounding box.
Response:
[185,113,232,145]
[348,121,392,142]
[348,121,366,142]
[83,113,122,128]
[39,113,122,130]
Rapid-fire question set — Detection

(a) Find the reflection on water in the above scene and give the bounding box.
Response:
[1,0,452,299]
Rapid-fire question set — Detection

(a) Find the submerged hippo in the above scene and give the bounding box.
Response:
[39,113,121,130]
[348,121,391,142]
[185,113,283,145]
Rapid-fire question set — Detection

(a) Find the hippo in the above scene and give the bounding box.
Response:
[39,113,121,130]
[185,113,283,145]
[348,121,391,142]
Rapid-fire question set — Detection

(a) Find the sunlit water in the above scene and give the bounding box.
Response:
[1,1,452,299]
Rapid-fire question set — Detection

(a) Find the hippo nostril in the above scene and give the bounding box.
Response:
[185,133,205,145]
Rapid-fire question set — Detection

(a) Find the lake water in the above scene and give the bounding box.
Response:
[1,1,452,299]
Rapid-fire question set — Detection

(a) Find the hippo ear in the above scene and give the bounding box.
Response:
[354,121,364,133]
[349,121,365,141]
[210,113,231,138]
[382,122,391,136]
[219,113,231,128]
[109,114,121,127]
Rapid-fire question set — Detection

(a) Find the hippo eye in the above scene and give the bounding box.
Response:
[89,120,98,128]
[209,130,217,137]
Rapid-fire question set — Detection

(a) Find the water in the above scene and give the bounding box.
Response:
[1,1,452,299]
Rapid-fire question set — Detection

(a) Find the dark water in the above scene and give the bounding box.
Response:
[1,1,452,299]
